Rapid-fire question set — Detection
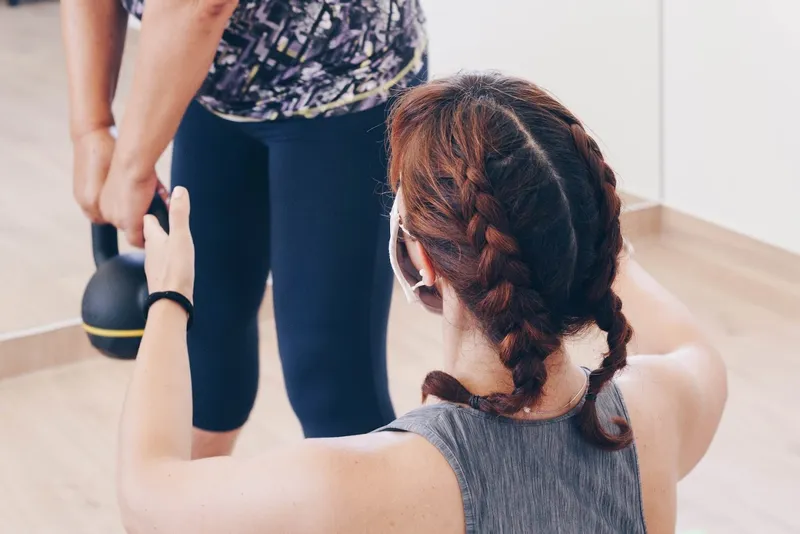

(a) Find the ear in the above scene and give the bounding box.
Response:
[410,241,437,286]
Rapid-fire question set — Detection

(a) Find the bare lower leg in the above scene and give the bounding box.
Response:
[192,427,242,459]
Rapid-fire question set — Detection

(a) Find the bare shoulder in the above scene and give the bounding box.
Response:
[614,354,686,473]
[614,356,683,534]
[612,346,727,534]
[309,430,465,533]
[617,344,727,476]
[123,429,465,534]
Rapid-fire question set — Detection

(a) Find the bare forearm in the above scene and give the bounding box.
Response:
[111,0,237,180]
[61,0,128,140]
[616,258,710,355]
[118,300,193,476]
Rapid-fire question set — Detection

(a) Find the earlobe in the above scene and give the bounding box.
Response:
[419,247,437,286]
[409,238,438,286]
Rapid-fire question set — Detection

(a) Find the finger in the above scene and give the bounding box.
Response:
[143,214,167,243]
[81,205,105,224]
[125,219,146,248]
[98,198,117,229]
[155,179,170,208]
[75,190,104,223]
[168,186,191,235]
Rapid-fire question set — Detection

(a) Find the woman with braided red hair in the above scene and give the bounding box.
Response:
[116,73,727,533]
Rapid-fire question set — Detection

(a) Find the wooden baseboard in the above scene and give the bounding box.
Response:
[659,208,800,315]
[621,202,662,240]
[661,208,800,278]
[0,321,99,380]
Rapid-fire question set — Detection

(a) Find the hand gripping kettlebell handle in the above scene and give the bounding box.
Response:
[90,182,171,267]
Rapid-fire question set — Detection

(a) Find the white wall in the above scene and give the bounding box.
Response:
[424,0,662,201]
[663,0,800,254]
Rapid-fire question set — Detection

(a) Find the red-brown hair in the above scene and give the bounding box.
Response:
[389,73,633,450]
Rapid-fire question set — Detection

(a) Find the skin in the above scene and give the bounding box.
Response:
[118,188,727,533]
[60,0,127,222]
[61,0,240,457]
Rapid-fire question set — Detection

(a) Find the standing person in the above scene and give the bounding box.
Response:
[61,0,427,457]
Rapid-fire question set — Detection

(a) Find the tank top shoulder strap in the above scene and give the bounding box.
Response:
[375,404,481,530]
[597,374,635,426]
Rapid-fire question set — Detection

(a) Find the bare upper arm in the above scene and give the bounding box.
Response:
[620,342,728,479]
[119,431,464,534]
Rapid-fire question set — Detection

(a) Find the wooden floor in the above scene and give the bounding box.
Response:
[2,2,800,533]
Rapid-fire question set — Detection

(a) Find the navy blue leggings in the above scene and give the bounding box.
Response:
[171,100,399,437]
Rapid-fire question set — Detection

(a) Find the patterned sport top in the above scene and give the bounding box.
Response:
[122,0,427,121]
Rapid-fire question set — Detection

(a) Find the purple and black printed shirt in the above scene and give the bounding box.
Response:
[123,0,427,121]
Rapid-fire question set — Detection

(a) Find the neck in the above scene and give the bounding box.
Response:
[439,289,587,415]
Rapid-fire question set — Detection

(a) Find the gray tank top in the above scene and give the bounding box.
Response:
[376,376,647,533]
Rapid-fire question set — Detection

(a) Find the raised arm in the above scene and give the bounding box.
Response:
[100,0,238,246]
[116,190,461,534]
[614,257,728,477]
[115,189,327,533]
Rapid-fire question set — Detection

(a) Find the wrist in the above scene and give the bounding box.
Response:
[108,146,155,185]
[70,114,116,143]
[146,298,191,327]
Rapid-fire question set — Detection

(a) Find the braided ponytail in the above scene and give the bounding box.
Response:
[568,123,634,450]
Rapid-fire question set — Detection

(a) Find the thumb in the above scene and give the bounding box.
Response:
[169,186,191,235]
[143,214,167,243]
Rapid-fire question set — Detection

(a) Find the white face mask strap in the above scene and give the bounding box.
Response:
[411,279,426,291]
[388,192,421,304]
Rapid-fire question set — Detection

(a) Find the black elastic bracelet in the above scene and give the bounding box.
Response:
[144,291,193,330]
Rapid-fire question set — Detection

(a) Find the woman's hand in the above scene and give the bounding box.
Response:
[72,127,116,223]
[143,186,195,300]
[73,125,161,248]
[100,160,160,248]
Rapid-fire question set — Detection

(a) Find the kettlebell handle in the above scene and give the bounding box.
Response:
[91,182,171,267]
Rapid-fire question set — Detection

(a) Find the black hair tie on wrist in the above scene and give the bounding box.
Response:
[144,291,194,330]
[468,395,482,410]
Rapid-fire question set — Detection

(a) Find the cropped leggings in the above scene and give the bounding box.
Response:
[171,99,403,437]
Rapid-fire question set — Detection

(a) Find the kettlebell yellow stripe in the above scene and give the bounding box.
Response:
[82,323,145,338]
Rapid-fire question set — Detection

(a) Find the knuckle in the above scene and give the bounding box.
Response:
[74,188,89,205]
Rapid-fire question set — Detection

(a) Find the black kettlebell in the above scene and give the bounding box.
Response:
[81,184,170,359]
